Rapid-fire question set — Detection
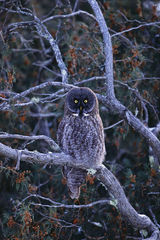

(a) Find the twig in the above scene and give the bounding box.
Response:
[4,6,68,84]
[75,76,106,85]
[35,209,78,228]
[149,207,160,228]
[33,15,68,84]
[112,22,160,37]
[11,81,74,101]
[0,133,60,151]
[42,10,96,23]
[17,193,110,209]
[104,120,124,130]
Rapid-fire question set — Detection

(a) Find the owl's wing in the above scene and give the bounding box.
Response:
[57,117,66,149]
[57,118,87,199]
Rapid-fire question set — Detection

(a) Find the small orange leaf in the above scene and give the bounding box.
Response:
[150,168,156,177]
[103,2,110,10]
[8,71,14,85]
[20,115,26,123]
[61,177,67,185]
[130,174,136,183]
[24,56,30,66]
[115,140,120,148]
[53,213,58,219]
[73,218,78,224]
[137,3,142,17]
[7,216,16,228]
[86,175,95,185]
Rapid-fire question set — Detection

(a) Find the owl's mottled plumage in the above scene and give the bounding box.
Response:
[57,87,106,199]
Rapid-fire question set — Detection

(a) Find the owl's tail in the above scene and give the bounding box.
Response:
[62,166,87,199]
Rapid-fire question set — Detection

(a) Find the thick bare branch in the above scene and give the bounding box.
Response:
[87,0,160,161]
[87,0,115,100]
[0,141,72,167]
[96,166,160,239]
[0,141,159,238]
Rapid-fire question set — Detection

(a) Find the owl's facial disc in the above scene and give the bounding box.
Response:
[66,87,96,116]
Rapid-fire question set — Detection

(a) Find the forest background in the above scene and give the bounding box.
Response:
[0,0,160,239]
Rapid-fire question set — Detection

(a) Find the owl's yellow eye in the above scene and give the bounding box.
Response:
[83,99,88,104]
[74,99,78,104]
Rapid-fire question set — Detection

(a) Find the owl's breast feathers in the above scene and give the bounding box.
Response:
[57,114,106,168]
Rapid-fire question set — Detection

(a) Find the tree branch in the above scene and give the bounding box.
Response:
[87,0,160,162]
[96,166,160,239]
[0,82,74,111]
[34,15,68,84]
[0,141,159,239]
[112,22,160,37]
[0,133,60,151]
[4,6,68,84]
[17,193,110,209]
[87,0,115,100]
[42,10,96,23]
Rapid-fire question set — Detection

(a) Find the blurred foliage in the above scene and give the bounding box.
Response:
[0,0,160,239]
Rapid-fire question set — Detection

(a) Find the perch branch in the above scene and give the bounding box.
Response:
[96,166,160,239]
[0,141,159,239]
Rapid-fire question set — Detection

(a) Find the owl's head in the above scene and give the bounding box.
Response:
[65,87,98,116]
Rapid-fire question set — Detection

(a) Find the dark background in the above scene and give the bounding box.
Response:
[0,0,160,239]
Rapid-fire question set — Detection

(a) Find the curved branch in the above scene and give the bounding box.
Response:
[96,166,160,239]
[87,0,115,100]
[0,82,75,111]
[34,16,68,84]
[42,10,96,23]
[87,0,160,161]
[0,133,60,151]
[5,8,68,84]
[0,141,159,238]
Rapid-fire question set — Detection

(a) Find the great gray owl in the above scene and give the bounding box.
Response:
[57,87,106,199]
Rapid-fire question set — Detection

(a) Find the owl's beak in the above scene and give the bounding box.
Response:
[79,106,83,115]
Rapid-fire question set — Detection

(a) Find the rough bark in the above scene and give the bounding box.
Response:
[0,141,159,239]
[87,0,160,161]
